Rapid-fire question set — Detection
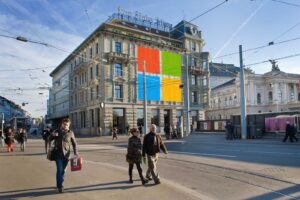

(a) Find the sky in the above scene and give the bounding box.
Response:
[0,0,299,117]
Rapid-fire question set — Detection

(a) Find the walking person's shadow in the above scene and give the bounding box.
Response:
[0,181,141,199]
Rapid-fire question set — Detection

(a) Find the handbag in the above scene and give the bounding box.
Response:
[70,156,83,171]
[47,140,58,161]
[47,147,58,161]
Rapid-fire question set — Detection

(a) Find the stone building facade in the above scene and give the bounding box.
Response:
[48,9,210,135]
[206,66,300,120]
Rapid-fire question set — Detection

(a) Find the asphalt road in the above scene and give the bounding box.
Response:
[0,134,300,200]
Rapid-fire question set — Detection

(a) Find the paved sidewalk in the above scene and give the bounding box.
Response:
[0,140,208,200]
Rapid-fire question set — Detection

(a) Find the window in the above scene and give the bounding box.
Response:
[268,91,273,103]
[90,47,92,58]
[81,111,86,128]
[203,76,207,86]
[115,63,122,77]
[151,109,159,127]
[203,92,208,103]
[96,43,99,54]
[114,85,123,99]
[225,97,228,106]
[191,75,196,85]
[96,108,100,127]
[115,42,122,53]
[96,64,99,76]
[90,109,94,127]
[191,41,196,51]
[192,91,197,103]
[90,67,93,79]
[257,93,261,104]
[91,87,94,100]
[96,85,99,98]
[74,77,78,88]
[290,85,295,101]
[278,91,283,102]
[203,61,208,70]
[298,93,300,101]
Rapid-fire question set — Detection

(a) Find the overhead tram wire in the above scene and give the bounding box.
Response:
[245,52,300,67]
[271,0,300,8]
[272,21,300,42]
[0,5,220,91]
[0,66,55,72]
[213,36,300,59]
[189,0,228,23]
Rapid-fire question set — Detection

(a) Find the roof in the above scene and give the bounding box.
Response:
[212,78,236,90]
[209,63,239,77]
[263,70,300,78]
[50,19,184,77]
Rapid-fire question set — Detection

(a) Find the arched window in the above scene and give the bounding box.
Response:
[257,93,261,104]
[268,91,273,103]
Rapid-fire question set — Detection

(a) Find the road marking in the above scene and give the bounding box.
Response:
[169,150,237,158]
[244,150,296,155]
[78,144,125,150]
[85,160,213,200]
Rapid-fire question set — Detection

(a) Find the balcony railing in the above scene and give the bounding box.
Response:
[73,60,94,74]
[105,52,130,64]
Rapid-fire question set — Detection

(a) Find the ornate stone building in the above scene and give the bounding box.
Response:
[206,64,300,120]
[48,9,210,135]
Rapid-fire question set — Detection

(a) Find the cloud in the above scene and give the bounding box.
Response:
[38,0,80,34]
[0,13,83,117]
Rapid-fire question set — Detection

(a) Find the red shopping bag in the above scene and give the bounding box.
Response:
[70,156,83,171]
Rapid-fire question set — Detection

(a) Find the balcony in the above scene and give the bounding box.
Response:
[104,52,130,64]
[188,65,208,76]
[73,61,94,74]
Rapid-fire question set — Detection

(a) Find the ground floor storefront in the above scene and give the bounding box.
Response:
[70,104,186,136]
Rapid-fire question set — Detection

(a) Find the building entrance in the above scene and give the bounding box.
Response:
[164,109,171,127]
[113,108,125,134]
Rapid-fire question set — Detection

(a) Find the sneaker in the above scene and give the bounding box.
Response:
[58,187,64,193]
[129,179,133,184]
[142,179,149,185]
[146,176,152,181]
[154,180,161,185]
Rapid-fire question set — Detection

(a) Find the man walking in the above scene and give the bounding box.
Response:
[48,118,77,193]
[142,124,168,184]
[283,122,294,142]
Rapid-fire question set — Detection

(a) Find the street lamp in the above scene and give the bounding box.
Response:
[142,60,148,135]
[1,113,4,146]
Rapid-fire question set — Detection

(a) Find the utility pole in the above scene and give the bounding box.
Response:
[185,54,190,136]
[239,45,247,139]
[1,113,4,135]
[142,60,148,135]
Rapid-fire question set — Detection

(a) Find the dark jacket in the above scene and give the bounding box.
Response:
[19,131,27,143]
[142,132,167,156]
[286,124,293,135]
[48,128,77,159]
[126,136,142,164]
[5,131,14,145]
[43,129,51,141]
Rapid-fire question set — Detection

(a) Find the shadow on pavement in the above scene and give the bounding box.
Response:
[0,181,142,199]
[0,152,45,157]
[245,184,300,200]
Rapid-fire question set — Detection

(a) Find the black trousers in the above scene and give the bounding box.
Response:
[128,161,144,180]
[283,133,294,142]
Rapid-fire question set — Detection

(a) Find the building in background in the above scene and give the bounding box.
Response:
[48,8,210,136]
[47,62,70,129]
[206,63,300,120]
[0,96,30,122]
[209,63,239,88]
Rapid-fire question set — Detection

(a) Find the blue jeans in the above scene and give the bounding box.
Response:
[55,158,69,188]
